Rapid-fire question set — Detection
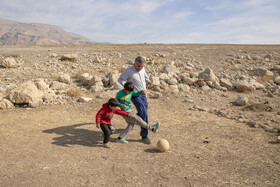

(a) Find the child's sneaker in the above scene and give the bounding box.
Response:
[117,138,128,144]
[152,122,160,133]
[104,143,110,148]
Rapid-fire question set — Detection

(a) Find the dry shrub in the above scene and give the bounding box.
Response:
[260,74,279,82]
[67,88,82,98]
[254,74,279,84]
[51,74,59,80]
[3,54,20,58]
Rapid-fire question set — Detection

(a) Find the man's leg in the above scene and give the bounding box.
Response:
[132,95,149,138]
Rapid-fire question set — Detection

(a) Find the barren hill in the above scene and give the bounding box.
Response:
[0,18,95,46]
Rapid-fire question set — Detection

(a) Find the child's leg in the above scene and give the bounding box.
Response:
[108,124,115,133]
[100,124,111,144]
[119,116,135,139]
[130,111,153,131]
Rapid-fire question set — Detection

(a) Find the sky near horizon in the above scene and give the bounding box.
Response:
[0,0,280,44]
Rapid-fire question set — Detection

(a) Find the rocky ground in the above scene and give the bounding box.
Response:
[0,44,280,186]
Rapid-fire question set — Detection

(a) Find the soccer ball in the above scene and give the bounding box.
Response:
[157,139,170,152]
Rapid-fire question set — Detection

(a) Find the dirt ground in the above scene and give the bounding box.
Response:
[0,44,280,186]
[0,97,279,187]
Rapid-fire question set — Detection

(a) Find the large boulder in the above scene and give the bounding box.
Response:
[220,78,233,90]
[163,62,180,74]
[182,76,196,85]
[8,80,45,104]
[50,81,69,91]
[234,96,249,106]
[107,72,120,86]
[159,73,169,81]
[58,74,71,84]
[274,76,280,85]
[233,80,255,92]
[79,73,93,86]
[0,98,15,109]
[167,78,178,85]
[198,68,219,83]
[1,57,18,68]
[60,54,78,62]
[88,76,103,87]
[150,76,160,86]
[250,68,274,76]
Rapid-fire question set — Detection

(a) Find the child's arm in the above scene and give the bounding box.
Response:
[132,91,144,96]
[115,109,131,117]
[96,108,105,128]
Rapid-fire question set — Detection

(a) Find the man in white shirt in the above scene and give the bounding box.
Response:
[118,56,152,144]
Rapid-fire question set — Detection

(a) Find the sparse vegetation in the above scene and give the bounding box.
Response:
[67,88,82,98]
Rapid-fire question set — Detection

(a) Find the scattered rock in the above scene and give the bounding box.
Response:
[274,76,280,85]
[198,68,219,83]
[250,68,274,76]
[234,96,249,106]
[1,57,18,68]
[233,80,255,92]
[60,54,78,62]
[77,97,92,102]
[58,74,71,84]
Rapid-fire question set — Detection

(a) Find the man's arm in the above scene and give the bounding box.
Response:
[118,69,128,86]
[144,69,151,84]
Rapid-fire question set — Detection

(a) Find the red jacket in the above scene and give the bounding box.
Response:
[96,102,130,124]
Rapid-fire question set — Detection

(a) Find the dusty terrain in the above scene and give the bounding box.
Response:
[0,44,280,186]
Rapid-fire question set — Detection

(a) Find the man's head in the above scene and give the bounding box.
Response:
[134,56,145,72]
[123,82,134,94]
[108,98,119,110]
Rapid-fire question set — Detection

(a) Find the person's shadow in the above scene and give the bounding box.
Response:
[42,123,103,147]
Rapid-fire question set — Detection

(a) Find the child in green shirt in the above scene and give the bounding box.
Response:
[116,82,160,143]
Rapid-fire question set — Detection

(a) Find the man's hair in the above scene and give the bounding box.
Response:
[124,82,134,91]
[108,98,119,107]
[134,56,145,64]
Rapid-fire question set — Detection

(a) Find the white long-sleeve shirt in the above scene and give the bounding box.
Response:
[118,66,150,91]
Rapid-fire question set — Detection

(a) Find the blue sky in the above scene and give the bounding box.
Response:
[1,0,280,44]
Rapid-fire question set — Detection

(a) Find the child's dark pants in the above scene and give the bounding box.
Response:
[100,124,112,144]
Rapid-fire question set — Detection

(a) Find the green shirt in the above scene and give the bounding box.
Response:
[116,89,142,111]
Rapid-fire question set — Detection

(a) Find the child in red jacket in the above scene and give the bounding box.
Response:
[96,98,131,148]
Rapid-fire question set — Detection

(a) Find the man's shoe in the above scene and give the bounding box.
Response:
[141,137,151,144]
[152,122,160,133]
[117,138,128,144]
[104,143,110,148]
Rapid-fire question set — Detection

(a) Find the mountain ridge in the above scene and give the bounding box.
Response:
[0,18,95,46]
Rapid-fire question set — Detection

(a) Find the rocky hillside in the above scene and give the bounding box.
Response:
[0,18,95,46]
[0,44,280,137]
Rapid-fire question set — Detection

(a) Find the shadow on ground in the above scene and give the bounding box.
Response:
[42,123,103,147]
